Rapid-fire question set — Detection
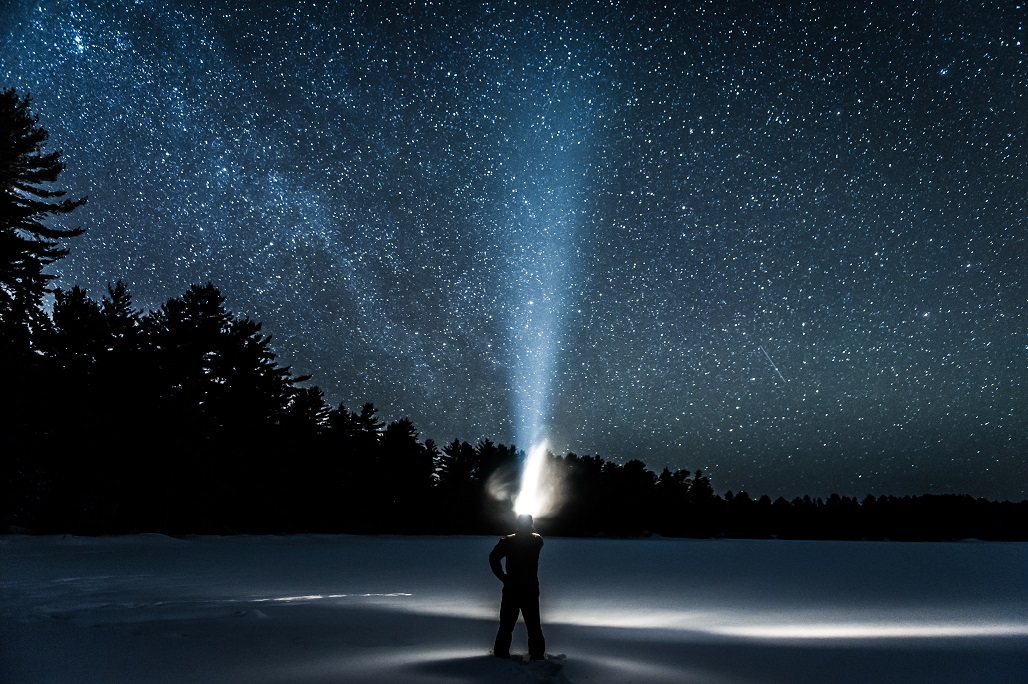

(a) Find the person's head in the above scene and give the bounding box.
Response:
[515,514,535,532]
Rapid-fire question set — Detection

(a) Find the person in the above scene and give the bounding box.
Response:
[489,513,546,660]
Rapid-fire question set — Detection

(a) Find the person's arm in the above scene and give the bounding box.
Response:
[489,538,507,583]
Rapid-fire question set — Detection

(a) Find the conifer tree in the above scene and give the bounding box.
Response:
[0,89,85,532]
[0,89,85,353]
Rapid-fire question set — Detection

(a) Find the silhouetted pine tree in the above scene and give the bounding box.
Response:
[0,89,85,532]
[139,283,303,532]
[436,439,481,532]
[380,417,435,532]
[0,88,85,357]
[608,459,657,535]
[548,452,605,535]
[325,402,384,531]
[654,467,691,535]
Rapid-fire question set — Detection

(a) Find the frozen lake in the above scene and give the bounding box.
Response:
[1,534,1026,683]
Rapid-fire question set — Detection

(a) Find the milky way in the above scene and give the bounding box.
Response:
[2,1,1024,499]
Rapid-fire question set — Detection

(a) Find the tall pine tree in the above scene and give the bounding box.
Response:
[0,89,85,532]
[0,89,85,354]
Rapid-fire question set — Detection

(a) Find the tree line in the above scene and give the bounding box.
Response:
[2,87,1025,540]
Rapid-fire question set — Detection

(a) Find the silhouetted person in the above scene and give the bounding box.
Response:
[489,513,546,660]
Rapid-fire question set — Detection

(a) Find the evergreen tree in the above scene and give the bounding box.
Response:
[380,417,434,531]
[605,459,657,535]
[281,385,331,436]
[51,285,106,369]
[655,467,691,535]
[100,281,142,355]
[551,452,605,535]
[437,439,479,490]
[435,439,479,531]
[325,401,384,531]
[14,284,148,533]
[0,89,85,532]
[0,89,85,355]
[140,283,302,532]
[144,283,297,433]
[687,469,715,504]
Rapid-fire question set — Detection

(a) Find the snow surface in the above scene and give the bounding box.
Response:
[1,534,1026,683]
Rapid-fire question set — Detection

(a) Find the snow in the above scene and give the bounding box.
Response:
[1,534,1026,683]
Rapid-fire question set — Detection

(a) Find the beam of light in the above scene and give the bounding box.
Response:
[506,180,578,485]
[708,621,1028,640]
[398,599,1028,642]
[759,345,787,383]
[514,440,550,517]
[250,593,412,603]
[502,59,598,515]
[520,604,1028,642]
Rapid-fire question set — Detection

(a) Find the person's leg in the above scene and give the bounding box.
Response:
[493,587,519,657]
[522,585,545,659]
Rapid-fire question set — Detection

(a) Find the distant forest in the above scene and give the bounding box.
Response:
[3,88,1026,541]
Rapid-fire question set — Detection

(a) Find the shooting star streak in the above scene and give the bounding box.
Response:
[760,345,787,384]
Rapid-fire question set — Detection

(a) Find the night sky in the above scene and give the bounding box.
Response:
[2,1,1025,501]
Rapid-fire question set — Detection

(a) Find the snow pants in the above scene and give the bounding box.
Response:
[494,582,545,659]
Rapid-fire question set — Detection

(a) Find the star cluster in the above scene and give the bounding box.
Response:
[2,1,1024,499]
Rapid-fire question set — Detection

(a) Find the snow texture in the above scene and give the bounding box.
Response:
[1,534,1026,683]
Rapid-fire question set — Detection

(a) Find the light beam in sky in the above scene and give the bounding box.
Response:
[504,57,597,510]
[760,345,787,384]
[513,439,551,517]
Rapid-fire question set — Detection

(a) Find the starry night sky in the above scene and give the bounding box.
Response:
[2,1,1025,500]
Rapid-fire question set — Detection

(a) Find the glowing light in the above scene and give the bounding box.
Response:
[711,621,1028,640]
[536,605,1028,641]
[502,60,597,517]
[514,440,550,517]
[251,593,412,603]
